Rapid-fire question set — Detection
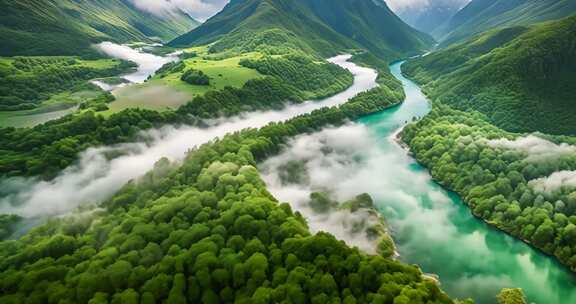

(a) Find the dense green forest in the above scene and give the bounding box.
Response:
[0,0,198,56]
[402,103,576,271]
[0,48,469,303]
[403,16,576,135]
[0,52,352,179]
[169,0,433,61]
[0,56,135,110]
[435,0,576,46]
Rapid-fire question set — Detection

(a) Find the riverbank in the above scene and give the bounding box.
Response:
[354,60,576,303]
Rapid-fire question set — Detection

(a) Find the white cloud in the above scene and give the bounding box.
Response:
[486,135,576,162]
[0,51,377,218]
[529,171,576,195]
[129,0,229,21]
[385,0,470,13]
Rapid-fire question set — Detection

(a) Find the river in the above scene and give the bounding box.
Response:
[0,55,377,219]
[4,49,575,302]
[260,61,576,304]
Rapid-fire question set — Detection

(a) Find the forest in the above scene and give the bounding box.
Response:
[0,56,135,110]
[0,52,352,179]
[0,61,462,303]
[402,103,576,271]
[402,16,576,135]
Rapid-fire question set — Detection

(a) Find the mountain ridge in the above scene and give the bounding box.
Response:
[169,0,433,61]
[403,15,576,135]
[0,0,199,56]
[435,0,576,45]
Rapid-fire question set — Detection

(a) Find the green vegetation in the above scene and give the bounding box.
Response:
[435,0,576,45]
[497,288,527,304]
[0,0,199,56]
[78,92,116,112]
[402,103,576,272]
[169,0,433,61]
[239,54,353,99]
[0,214,21,240]
[0,66,466,303]
[403,16,576,135]
[0,52,353,179]
[351,52,406,106]
[108,51,263,113]
[0,56,134,111]
[181,69,210,86]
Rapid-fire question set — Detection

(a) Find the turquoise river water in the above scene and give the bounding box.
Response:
[358,62,576,303]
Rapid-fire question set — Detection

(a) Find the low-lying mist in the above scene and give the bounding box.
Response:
[0,55,377,220]
[486,134,576,194]
[95,42,178,83]
[258,122,566,301]
[259,124,480,255]
[487,135,576,162]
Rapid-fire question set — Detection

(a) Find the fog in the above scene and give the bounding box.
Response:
[259,125,386,253]
[487,135,576,162]
[529,170,576,195]
[259,123,481,256]
[385,0,470,12]
[0,55,377,218]
[129,0,229,21]
[258,121,574,302]
[94,42,178,84]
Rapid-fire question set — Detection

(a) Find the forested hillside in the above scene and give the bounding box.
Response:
[435,0,576,45]
[0,56,135,111]
[169,0,433,61]
[403,16,576,135]
[0,52,354,179]
[0,0,198,56]
[402,103,576,273]
[0,93,462,303]
[0,22,468,301]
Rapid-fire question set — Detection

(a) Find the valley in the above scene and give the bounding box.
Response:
[0,0,575,303]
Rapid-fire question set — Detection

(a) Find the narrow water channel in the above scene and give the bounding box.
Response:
[261,62,576,304]
[355,62,576,304]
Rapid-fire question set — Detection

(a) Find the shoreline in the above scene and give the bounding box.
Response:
[392,123,576,276]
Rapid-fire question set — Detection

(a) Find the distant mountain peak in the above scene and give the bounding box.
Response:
[169,0,433,61]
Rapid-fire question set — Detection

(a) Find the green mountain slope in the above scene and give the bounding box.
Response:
[169,0,433,61]
[397,0,467,37]
[435,0,576,45]
[0,0,199,56]
[403,15,576,135]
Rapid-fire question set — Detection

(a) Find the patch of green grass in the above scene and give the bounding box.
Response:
[0,105,78,128]
[106,52,264,114]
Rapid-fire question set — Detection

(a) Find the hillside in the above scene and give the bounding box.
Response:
[169,0,433,61]
[435,0,576,45]
[403,15,576,135]
[0,0,199,56]
[395,0,468,37]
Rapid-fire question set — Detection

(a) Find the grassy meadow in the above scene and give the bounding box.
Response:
[106,50,264,114]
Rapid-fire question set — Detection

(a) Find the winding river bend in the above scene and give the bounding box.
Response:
[3,48,576,302]
[0,55,377,219]
[360,63,576,303]
[261,61,576,304]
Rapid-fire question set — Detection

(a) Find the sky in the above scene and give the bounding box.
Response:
[129,0,229,21]
[385,0,470,13]
[130,0,471,22]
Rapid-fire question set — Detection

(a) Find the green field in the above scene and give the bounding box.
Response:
[0,104,78,128]
[0,56,132,127]
[106,51,264,114]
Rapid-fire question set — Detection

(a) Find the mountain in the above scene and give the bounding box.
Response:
[403,15,576,135]
[394,0,469,37]
[169,0,434,61]
[435,0,576,45]
[0,0,199,56]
